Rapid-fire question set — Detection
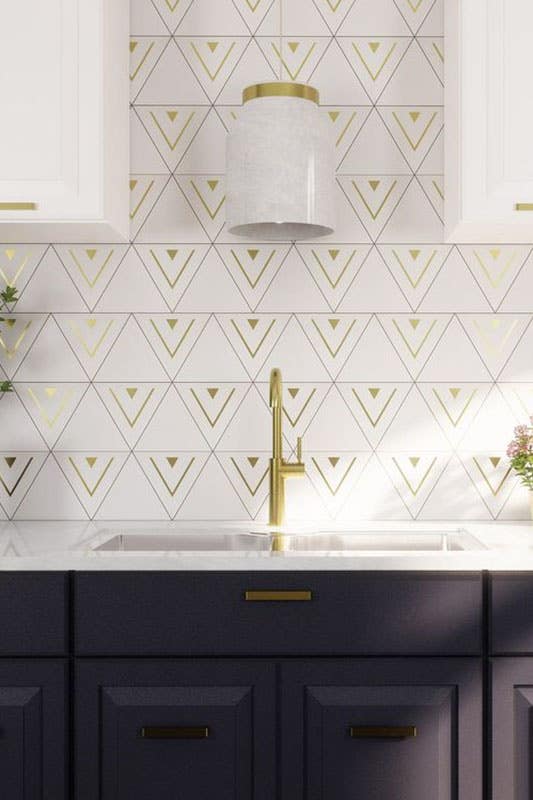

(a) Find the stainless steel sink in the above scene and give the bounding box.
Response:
[92,528,485,554]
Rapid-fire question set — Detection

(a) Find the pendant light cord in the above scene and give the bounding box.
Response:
[279,0,283,80]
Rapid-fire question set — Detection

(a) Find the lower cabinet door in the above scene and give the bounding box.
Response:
[0,660,67,800]
[281,659,482,800]
[492,657,533,799]
[76,659,276,800]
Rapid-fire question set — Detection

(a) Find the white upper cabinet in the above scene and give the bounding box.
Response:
[0,0,129,242]
[446,0,533,242]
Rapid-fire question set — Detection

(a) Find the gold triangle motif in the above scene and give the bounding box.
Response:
[329,249,340,260]
[369,180,380,191]
[409,318,420,330]
[248,457,259,468]
[167,110,178,122]
[288,42,299,53]
[271,41,317,81]
[490,457,501,468]
[126,388,138,399]
[248,249,259,260]
[190,41,236,82]
[288,388,299,399]
[45,387,57,398]
[167,457,178,468]
[352,40,398,82]
[329,457,340,468]
[329,318,340,330]
[450,388,461,399]
[167,249,178,260]
[86,457,97,468]
[86,249,97,260]
[207,387,219,399]
[248,318,259,330]
[410,250,420,260]
[130,41,138,53]
[207,180,219,191]
[4,457,16,469]
[409,457,420,467]
[207,42,219,52]
[329,111,340,122]
[369,42,380,53]
[369,387,381,399]
[409,111,420,122]
[5,249,16,261]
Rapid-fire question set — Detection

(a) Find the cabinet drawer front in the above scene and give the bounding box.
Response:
[491,574,533,653]
[75,572,482,656]
[75,660,276,800]
[0,573,67,655]
[281,659,482,800]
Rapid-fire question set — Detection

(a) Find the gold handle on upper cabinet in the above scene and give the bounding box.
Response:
[349,726,417,739]
[141,726,210,739]
[244,590,312,601]
[0,202,38,211]
[515,204,533,211]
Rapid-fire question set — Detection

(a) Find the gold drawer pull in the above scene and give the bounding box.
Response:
[350,726,417,739]
[141,726,210,739]
[244,590,312,601]
[515,203,533,211]
[0,202,38,211]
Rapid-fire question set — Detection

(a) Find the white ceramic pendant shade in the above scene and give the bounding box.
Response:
[226,83,335,241]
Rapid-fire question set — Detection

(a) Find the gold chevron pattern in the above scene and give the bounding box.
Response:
[2,0,531,524]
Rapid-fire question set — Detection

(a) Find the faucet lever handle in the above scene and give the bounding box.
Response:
[296,436,303,463]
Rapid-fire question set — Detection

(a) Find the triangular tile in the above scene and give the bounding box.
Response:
[308,41,371,105]
[96,316,176,381]
[338,316,412,381]
[337,247,411,312]
[498,320,533,382]
[380,452,447,516]
[135,244,210,310]
[499,383,533,422]
[417,127,443,173]
[378,178,444,242]
[338,382,411,447]
[257,0,330,35]
[338,176,410,239]
[232,0,274,34]
[130,108,169,173]
[313,0,358,34]
[137,313,209,378]
[418,317,492,381]
[54,246,129,310]
[13,317,86,382]
[15,248,86,312]
[380,39,443,102]
[176,247,249,312]
[378,387,452,451]
[304,388,371,450]
[378,244,450,310]
[0,392,47,451]
[418,383,491,447]
[151,0,195,32]
[216,386,271,450]
[417,456,491,520]
[136,106,209,171]
[339,110,411,174]
[177,175,226,240]
[95,248,168,312]
[17,383,88,448]
[380,107,443,170]
[55,453,128,517]
[0,245,47,297]
[135,39,209,103]
[176,37,248,102]
[394,0,438,34]
[461,246,531,311]
[257,249,330,312]
[256,317,331,381]
[256,37,330,82]
[136,452,208,516]
[95,383,167,448]
[54,387,127,451]
[177,0,250,34]
[418,248,491,312]
[417,36,444,83]
[136,385,211,451]
[129,175,168,237]
[338,37,411,102]
[131,0,170,34]
[418,0,443,35]
[417,175,444,220]
[217,244,290,310]
[0,454,47,518]
[338,0,410,35]
[460,452,516,517]
[129,37,168,100]
[299,314,370,378]
[55,314,127,379]
[460,315,530,378]
[177,317,250,380]
[13,455,88,520]
[308,452,370,516]
[336,454,411,520]
[176,109,228,173]
[217,453,270,517]
[379,314,450,378]
[178,383,248,447]
[135,178,209,243]
[0,314,48,378]
[458,386,517,452]
[323,106,372,167]
[94,455,169,519]
[176,454,251,520]
[297,244,371,310]
[217,314,290,378]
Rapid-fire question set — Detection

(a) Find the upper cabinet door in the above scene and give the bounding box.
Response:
[0,0,129,242]
[446,0,533,242]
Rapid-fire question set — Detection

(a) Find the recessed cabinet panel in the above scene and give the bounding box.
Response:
[0,660,67,800]
[492,658,533,799]
[76,660,276,800]
[281,659,482,800]
[446,0,533,241]
[0,0,129,242]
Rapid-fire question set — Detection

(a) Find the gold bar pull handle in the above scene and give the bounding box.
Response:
[350,726,417,739]
[0,202,38,211]
[515,204,533,211]
[141,726,210,739]
[244,590,312,601]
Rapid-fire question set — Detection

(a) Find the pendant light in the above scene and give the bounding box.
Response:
[225,1,335,241]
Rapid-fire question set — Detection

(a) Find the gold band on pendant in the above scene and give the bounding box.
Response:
[242,82,319,105]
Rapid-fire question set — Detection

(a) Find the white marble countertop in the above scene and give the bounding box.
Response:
[1,520,533,570]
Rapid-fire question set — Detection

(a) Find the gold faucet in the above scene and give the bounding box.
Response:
[269,368,305,529]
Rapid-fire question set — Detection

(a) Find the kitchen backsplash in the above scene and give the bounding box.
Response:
[0,0,531,522]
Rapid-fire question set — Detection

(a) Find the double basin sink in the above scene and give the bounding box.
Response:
[93,528,486,554]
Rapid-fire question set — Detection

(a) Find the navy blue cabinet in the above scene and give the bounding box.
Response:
[0,660,67,799]
[75,660,276,800]
[281,659,482,800]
